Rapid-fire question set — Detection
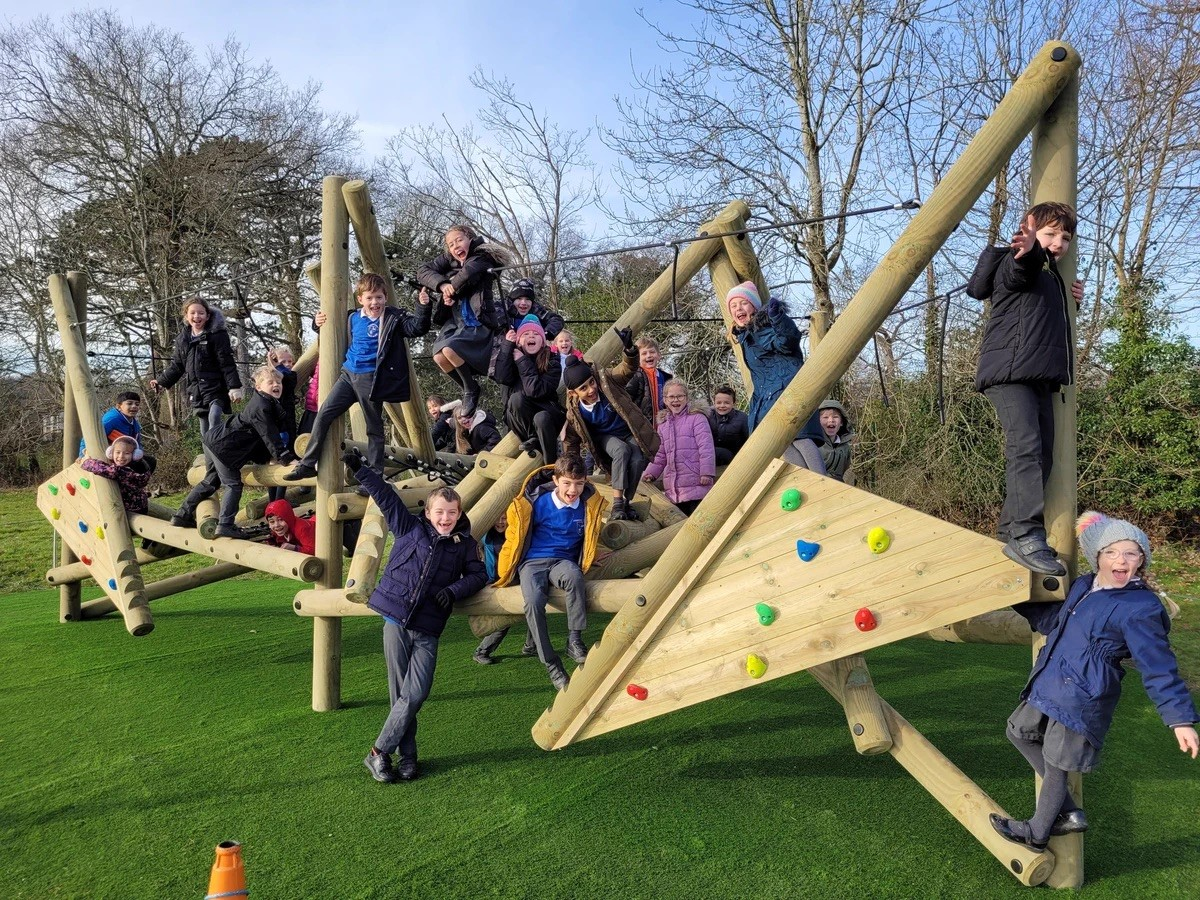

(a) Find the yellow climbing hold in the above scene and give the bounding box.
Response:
[867,526,891,554]
[746,654,767,678]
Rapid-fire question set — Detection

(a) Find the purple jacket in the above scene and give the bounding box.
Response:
[644,408,716,504]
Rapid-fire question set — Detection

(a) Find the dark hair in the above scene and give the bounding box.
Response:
[553,454,587,480]
[1026,201,1077,236]
[428,486,462,508]
[427,393,446,406]
[355,272,388,297]
[713,385,736,401]
[116,390,141,404]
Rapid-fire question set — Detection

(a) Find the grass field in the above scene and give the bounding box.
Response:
[1,488,1197,898]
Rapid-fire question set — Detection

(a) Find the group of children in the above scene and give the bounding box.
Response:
[75,214,1194,854]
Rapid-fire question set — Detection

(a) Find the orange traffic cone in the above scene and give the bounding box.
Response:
[205,841,248,899]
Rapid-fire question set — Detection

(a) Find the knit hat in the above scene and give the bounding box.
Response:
[515,314,545,339]
[508,279,536,301]
[563,359,595,391]
[726,281,763,312]
[1076,510,1151,571]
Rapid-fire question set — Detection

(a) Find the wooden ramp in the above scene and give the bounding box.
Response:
[38,463,152,635]
[534,461,1033,749]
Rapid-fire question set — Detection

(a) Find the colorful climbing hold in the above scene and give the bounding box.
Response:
[47,484,59,496]
[65,483,76,496]
[796,539,821,562]
[78,521,88,534]
[746,654,768,678]
[95,526,105,540]
[50,507,61,520]
[855,608,878,632]
[107,578,117,590]
[79,477,91,489]
[780,488,802,511]
[80,555,92,566]
[867,526,891,554]
[627,684,649,701]
[755,602,776,626]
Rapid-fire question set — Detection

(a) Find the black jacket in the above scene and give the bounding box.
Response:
[971,242,1072,391]
[359,467,487,637]
[203,389,294,468]
[431,411,456,452]
[490,300,566,376]
[707,408,749,458]
[417,236,505,334]
[627,365,674,422]
[461,411,503,454]
[318,304,432,403]
[158,308,243,412]
[493,341,563,412]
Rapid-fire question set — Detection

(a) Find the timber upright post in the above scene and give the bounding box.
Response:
[312,175,350,711]
[58,271,87,623]
[1030,61,1082,889]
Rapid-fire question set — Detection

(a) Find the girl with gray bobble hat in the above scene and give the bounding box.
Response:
[990,511,1198,853]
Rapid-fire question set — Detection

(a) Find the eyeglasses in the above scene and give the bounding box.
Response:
[1100,549,1143,562]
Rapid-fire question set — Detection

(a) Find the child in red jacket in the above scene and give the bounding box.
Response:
[263,498,315,554]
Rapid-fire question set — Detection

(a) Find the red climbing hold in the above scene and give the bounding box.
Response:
[81,555,92,566]
[627,684,649,701]
[65,482,76,496]
[854,608,877,632]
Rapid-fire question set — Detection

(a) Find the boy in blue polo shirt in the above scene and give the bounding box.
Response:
[285,273,430,482]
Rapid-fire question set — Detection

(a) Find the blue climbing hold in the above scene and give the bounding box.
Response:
[78,520,88,534]
[796,539,820,562]
[107,578,117,590]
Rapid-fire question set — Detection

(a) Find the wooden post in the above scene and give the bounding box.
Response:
[1030,64,1083,890]
[313,175,350,711]
[58,271,87,622]
[535,41,1083,749]
[810,654,893,755]
[49,275,154,637]
[342,179,435,461]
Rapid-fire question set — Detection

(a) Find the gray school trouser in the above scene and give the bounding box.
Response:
[374,621,439,761]
[300,371,385,472]
[519,557,587,668]
[984,382,1055,542]
[600,434,647,495]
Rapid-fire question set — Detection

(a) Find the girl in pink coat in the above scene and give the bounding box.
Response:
[642,379,716,514]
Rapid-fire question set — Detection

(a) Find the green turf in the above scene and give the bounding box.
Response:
[1,575,1198,899]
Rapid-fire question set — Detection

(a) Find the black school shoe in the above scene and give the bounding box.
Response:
[364,749,398,784]
[282,463,317,481]
[1051,809,1088,836]
[473,649,498,666]
[396,758,419,781]
[1002,536,1067,577]
[989,813,1047,852]
[548,663,570,692]
[214,523,251,540]
[566,639,589,665]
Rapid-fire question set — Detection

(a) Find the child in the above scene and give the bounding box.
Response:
[263,498,315,554]
[707,384,748,465]
[627,335,673,425]
[989,511,1198,851]
[493,454,606,690]
[81,390,153,466]
[172,366,295,538]
[562,328,660,522]
[454,405,503,455]
[345,449,487,783]
[298,361,320,437]
[426,394,456,453]
[266,345,298,502]
[501,279,564,344]
[284,273,431,482]
[642,379,716,515]
[80,434,153,514]
[417,225,507,416]
[725,282,826,474]
[969,202,1084,577]
[471,511,535,665]
[494,315,565,463]
[817,399,853,482]
[150,298,242,437]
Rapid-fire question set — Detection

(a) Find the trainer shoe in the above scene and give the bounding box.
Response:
[170,512,196,528]
[282,463,317,482]
[1003,536,1066,577]
[214,523,251,540]
[566,639,589,665]
[520,636,537,657]
[364,749,398,783]
[548,663,570,692]
[473,649,498,666]
[396,757,419,781]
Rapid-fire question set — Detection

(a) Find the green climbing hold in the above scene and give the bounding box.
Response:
[79,477,91,489]
[780,488,802,511]
[756,603,775,626]
[48,484,59,495]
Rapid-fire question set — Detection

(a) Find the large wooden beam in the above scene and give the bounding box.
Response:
[58,271,88,623]
[128,514,323,582]
[80,562,251,618]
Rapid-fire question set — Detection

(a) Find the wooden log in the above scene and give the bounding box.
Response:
[47,545,185,585]
[49,275,153,637]
[921,610,1033,645]
[344,497,387,603]
[535,43,1083,751]
[467,448,543,541]
[809,655,892,755]
[343,178,436,462]
[242,487,315,521]
[600,515,661,551]
[313,175,349,712]
[720,229,769,307]
[635,480,689,527]
[58,271,87,623]
[187,460,312,488]
[80,562,251,618]
[473,451,513,481]
[128,513,322,582]
[588,522,686,580]
[196,498,220,539]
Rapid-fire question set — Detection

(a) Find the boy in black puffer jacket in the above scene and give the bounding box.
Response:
[347,449,487,784]
[969,201,1084,577]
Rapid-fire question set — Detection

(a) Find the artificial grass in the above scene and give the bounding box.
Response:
[2,580,1198,899]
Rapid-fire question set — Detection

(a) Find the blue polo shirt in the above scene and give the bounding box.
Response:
[343,311,382,374]
[525,490,586,562]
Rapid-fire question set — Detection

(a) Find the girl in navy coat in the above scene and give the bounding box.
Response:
[990,511,1198,852]
[348,449,487,784]
[725,282,826,474]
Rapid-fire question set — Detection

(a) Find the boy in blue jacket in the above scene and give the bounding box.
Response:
[990,511,1198,851]
[346,448,487,784]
